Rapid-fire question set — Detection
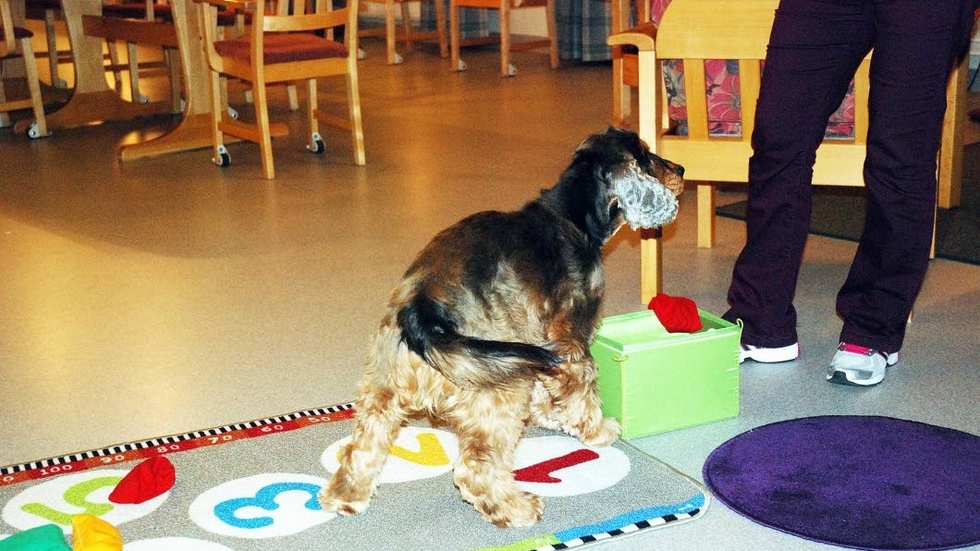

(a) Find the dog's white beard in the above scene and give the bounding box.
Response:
[612,168,679,230]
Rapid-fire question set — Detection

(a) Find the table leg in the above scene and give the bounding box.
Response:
[118,0,218,160]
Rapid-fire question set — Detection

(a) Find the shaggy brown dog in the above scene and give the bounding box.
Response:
[319,127,684,528]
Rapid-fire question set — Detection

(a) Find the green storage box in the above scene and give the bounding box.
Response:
[590,309,741,439]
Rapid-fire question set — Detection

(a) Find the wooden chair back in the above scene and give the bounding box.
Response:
[653,0,869,187]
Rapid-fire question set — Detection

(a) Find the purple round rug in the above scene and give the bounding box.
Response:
[703,416,980,551]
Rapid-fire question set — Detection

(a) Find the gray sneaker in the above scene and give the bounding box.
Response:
[826,342,899,386]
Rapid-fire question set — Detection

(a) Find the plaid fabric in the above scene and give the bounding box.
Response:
[556,0,612,61]
[421,0,614,61]
[420,0,492,38]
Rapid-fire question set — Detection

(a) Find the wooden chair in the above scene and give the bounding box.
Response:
[607,0,968,303]
[197,0,366,179]
[0,0,50,138]
[24,0,68,88]
[449,0,557,77]
[360,0,448,65]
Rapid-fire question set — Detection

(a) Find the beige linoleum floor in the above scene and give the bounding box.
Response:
[1,34,978,550]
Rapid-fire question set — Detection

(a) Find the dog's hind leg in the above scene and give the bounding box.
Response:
[448,388,544,528]
[319,328,409,516]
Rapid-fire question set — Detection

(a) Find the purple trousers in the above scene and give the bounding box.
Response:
[723,0,977,353]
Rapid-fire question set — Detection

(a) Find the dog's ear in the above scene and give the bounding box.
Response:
[538,153,619,248]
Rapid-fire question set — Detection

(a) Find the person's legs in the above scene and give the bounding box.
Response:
[835,0,975,354]
[724,0,873,352]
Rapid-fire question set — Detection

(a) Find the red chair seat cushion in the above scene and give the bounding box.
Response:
[26,0,62,9]
[101,2,172,20]
[215,33,348,64]
[0,26,34,40]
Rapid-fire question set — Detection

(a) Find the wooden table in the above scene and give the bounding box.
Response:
[13,0,170,133]
[11,0,219,160]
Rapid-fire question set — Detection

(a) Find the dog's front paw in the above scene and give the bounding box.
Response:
[318,485,372,516]
[578,417,621,447]
[481,491,545,529]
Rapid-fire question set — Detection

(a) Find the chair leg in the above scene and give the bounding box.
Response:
[286,84,299,111]
[434,0,448,58]
[400,1,413,54]
[43,8,68,88]
[165,47,182,113]
[449,0,464,71]
[347,68,366,166]
[0,78,10,128]
[384,0,401,64]
[640,228,663,304]
[20,39,50,138]
[306,78,322,152]
[107,41,125,91]
[612,56,631,125]
[499,0,512,77]
[252,80,276,179]
[207,64,228,168]
[546,0,558,69]
[697,183,715,248]
[127,42,148,103]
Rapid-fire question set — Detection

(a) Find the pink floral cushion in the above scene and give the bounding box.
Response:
[648,0,855,138]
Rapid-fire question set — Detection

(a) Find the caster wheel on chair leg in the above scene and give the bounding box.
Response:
[307,132,325,154]
[26,122,50,139]
[213,145,230,167]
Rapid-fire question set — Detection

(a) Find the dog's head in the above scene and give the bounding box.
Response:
[542,127,684,245]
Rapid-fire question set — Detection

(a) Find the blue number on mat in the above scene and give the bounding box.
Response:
[213,482,323,529]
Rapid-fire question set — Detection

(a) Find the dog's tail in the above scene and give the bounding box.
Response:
[396,295,562,390]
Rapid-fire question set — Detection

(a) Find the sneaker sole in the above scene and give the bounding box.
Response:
[827,370,885,387]
[740,343,800,364]
[827,352,898,387]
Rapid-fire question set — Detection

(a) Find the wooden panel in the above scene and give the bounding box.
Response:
[656,0,776,60]
[660,138,750,181]
[622,54,638,88]
[938,54,967,208]
[682,59,709,140]
[660,138,867,186]
[853,59,870,144]
[82,14,178,47]
[738,59,761,142]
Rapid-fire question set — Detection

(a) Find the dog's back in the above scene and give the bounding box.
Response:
[390,204,603,390]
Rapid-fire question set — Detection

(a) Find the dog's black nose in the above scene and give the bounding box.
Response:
[675,165,685,177]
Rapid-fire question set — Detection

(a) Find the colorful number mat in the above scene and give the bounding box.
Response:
[0,403,709,551]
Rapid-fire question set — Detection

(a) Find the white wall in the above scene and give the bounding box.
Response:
[510,9,547,35]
